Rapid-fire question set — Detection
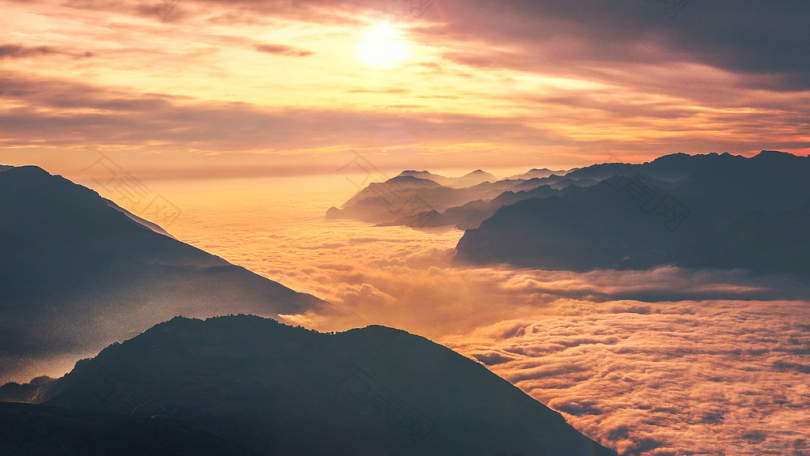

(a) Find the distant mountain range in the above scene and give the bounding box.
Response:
[328,151,810,276]
[326,168,592,229]
[506,168,571,180]
[399,169,497,188]
[456,151,810,275]
[0,166,358,383]
[1,315,616,456]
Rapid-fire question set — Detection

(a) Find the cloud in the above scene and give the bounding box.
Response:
[2,0,810,178]
[426,0,810,91]
[7,171,810,454]
[167,186,809,456]
[0,44,54,58]
[254,44,314,56]
[441,298,810,455]
[0,44,92,59]
[470,351,514,365]
[0,71,570,155]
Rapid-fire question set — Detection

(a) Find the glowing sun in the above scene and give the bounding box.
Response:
[354,22,411,68]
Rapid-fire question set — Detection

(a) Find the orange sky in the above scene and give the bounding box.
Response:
[3,3,810,452]
[1,0,809,177]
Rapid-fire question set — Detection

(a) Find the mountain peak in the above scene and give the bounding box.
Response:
[27,314,615,456]
[754,150,796,158]
[1,165,52,182]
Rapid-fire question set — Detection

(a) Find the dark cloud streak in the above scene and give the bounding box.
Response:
[254,43,314,56]
[0,71,567,152]
[0,44,92,59]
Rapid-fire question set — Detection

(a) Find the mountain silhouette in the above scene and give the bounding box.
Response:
[0,376,55,403]
[0,401,256,456]
[0,166,356,383]
[328,169,596,228]
[455,151,810,275]
[398,169,497,188]
[103,198,175,238]
[506,168,570,180]
[326,175,526,225]
[3,315,616,456]
[381,184,584,230]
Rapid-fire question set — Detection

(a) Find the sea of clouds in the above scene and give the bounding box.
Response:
[98,175,810,455]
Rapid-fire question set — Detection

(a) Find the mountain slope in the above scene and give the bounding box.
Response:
[18,315,616,456]
[0,166,354,382]
[0,401,256,456]
[103,198,175,238]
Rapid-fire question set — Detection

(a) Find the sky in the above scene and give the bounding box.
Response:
[2,0,809,177]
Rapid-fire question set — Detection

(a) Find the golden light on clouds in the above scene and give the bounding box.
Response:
[0,0,807,176]
[73,173,810,455]
[354,21,412,68]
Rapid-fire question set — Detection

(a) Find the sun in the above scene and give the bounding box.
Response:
[354,22,411,68]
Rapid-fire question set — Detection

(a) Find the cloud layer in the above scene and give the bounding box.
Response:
[1,0,808,176]
[89,173,809,455]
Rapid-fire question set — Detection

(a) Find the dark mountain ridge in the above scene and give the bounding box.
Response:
[455,151,810,275]
[327,175,529,225]
[381,183,584,230]
[398,169,497,188]
[1,315,616,456]
[329,167,596,227]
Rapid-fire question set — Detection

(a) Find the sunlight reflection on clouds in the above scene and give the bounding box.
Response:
[130,175,810,456]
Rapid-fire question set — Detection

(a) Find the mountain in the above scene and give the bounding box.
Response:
[0,166,356,383]
[455,181,687,271]
[330,163,624,230]
[0,376,55,403]
[326,176,524,225]
[667,150,810,220]
[508,175,601,192]
[507,168,570,180]
[104,198,175,239]
[330,164,606,229]
[380,184,583,230]
[0,401,255,456]
[398,170,455,186]
[2,315,617,456]
[558,152,734,183]
[455,151,810,275]
[448,169,497,188]
[675,199,810,275]
[398,169,497,188]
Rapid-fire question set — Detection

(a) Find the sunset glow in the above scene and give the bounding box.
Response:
[1,0,807,177]
[355,22,412,68]
[2,1,810,455]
